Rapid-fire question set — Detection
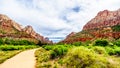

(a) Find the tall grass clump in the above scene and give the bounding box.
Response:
[92,46,107,55]
[35,48,51,68]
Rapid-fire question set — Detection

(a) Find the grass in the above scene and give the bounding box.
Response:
[0,45,38,51]
[35,47,51,68]
[0,45,38,64]
[0,50,21,63]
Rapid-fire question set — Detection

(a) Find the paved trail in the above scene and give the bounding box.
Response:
[0,49,37,68]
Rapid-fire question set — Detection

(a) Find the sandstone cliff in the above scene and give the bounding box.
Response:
[83,9,120,30]
[0,14,52,44]
[61,9,120,44]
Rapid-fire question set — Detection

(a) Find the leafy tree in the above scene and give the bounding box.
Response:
[94,39,109,46]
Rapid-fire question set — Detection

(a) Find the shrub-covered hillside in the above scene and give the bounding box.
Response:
[35,39,120,68]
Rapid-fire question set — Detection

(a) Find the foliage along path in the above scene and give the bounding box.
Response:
[0,49,37,68]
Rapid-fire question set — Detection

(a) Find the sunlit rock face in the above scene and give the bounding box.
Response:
[83,9,120,30]
[61,9,120,44]
[0,14,22,32]
[0,14,52,44]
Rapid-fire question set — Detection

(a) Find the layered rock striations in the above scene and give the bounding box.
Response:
[61,9,120,44]
[0,14,52,44]
[83,9,120,30]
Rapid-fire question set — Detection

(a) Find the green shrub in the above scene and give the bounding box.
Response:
[43,45,73,59]
[114,46,120,55]
[0,51,21,63]
[35,48,51,68]
[113,39,120,46]
[0,38,35,45]
[37,41,43,46]
[94,39,109,46]
[92,46,107,55]
[50,45,68,59]
[56,42,65,45]
[105,46,120,55]
[43,45,53,50]
[0,38,4,45]
[112,25,120,32]
[14,40,35,45]
[105,46,115,55]
[72,42,82,46]
[83,40,91,46]
[63,46,116,68]
[0,45,37,51]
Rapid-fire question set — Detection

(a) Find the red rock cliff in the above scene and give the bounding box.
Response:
[83,9,120,30]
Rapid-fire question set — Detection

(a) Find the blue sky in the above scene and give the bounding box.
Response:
[0,0,120,42]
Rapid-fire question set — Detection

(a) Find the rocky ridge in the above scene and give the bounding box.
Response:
[0,14,52,44]
[61,9,120,44]
[83,9,120,30]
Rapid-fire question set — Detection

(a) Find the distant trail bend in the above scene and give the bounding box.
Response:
[0,49,37,68]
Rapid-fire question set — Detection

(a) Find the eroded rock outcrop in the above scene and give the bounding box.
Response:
[61,9,120,44]
[0,14,52,44]
[83,9,120,30]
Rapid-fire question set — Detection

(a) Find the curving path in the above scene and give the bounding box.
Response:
[0,49,37,68]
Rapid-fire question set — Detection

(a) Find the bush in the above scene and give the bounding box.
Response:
[72,42,82,46]
[0,38,35,45]
[43,45,69,59]
[50,45,68,59]
[106,46,120,56]
[105,46,115,55]
[0,38,4,45]
[113,39,120,46]
[35,48,51,68]
[112,25,120,32]
[56,42,65,45]
[0,45,37,51]
[94,39,109,46]
[114,46,120,55]
[83,40,91,46]
[63,46,116,68]
[43,45,53,50]
[92,46,107,55]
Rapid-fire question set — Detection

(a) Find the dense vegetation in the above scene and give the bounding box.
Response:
[0,38,35,45]
[35,39,120,68]
[112,25,120,32]
[0,50,21,63]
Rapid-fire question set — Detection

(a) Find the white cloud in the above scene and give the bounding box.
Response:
[0,0,120,42]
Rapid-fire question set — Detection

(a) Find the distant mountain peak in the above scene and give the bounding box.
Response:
[0,14,10,20]
[83,9,120,30]
[0,14,52,44]
[61,8,120,44]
